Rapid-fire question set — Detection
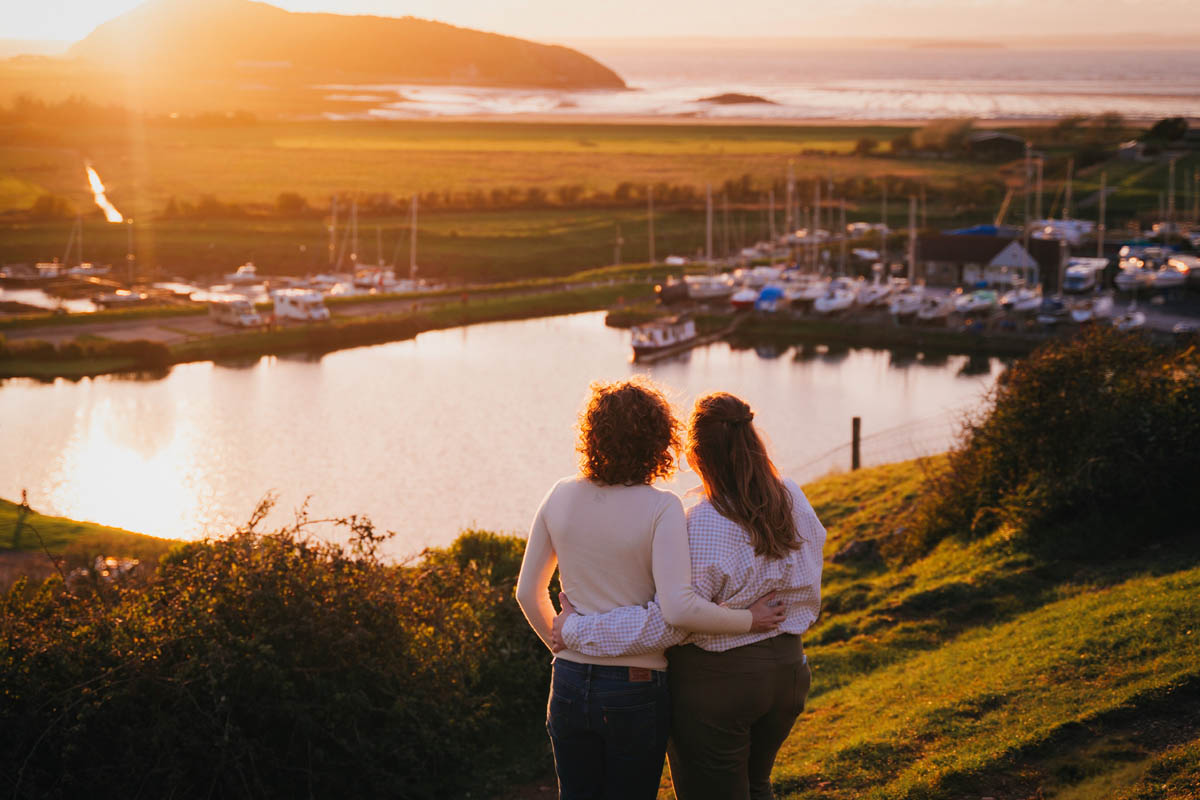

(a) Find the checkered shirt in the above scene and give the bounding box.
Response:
[561,479,826,655]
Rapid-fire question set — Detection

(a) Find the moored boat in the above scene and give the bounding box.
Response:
[813,277,859,315]
[225,263,260,285]
[631,315,697,358]
[730,287,758,310]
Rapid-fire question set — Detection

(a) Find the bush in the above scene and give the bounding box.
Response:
[911,328,1200,555]
[0,515,550,798]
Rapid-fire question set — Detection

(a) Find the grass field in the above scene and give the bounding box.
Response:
[0,119,946,219]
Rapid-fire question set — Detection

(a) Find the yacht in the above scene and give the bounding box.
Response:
[683,274,735,301]
[813,278,859,315]
[1062,258,1108,294]
[1000,282,1042,314]
[916,295,956,324]
[730,287,759,310]
[888,285,925,320]
[224,262,260,285]
[1113,303,1146,331]
[1069,295,1114,323]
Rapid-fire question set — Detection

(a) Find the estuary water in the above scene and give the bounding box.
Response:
[327,45,1200,122]
[0,312,1002,557]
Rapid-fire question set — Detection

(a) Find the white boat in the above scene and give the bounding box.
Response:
[813,278,859,315]
[730,287,758,310]
[792,276,830,308]
[631,316,696,358]
[92,289,150,307]
[1062,258,1108,294]
[1001,283,1043,314]
[1152,264,1187,290]
[225,263,260,285]
[856,275,894,307]
[1115,267,1155,292]
[1069,295,1114,323]
[1113,303,1146,332]
[684,274,735,301]
[271,288,330,322]
[733,266,783,288]
[958,289,999,314]
[306,273,342,291]
[354,267,399,291]
[1036,297,1069,326]
[67,262,111,277]
[916,295,956,323]
[888,285,925,319]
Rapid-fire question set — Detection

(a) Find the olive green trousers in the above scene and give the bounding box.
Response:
[666,634,811,800]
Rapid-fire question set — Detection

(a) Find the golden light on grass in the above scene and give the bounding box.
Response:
[85,163,125,222]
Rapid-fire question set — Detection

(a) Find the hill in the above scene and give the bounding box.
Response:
[66,0,625,90]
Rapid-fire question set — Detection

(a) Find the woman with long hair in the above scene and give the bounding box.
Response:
[516,380,786,800]
[552,391,826,800]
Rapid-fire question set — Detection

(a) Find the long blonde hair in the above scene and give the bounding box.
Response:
[687,393,798,558]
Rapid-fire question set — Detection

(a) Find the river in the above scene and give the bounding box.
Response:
[0,312,1003,557]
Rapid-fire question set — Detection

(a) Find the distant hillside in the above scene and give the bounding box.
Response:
[67,0,625,90]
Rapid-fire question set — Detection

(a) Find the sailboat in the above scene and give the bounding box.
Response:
[63,217,111,277]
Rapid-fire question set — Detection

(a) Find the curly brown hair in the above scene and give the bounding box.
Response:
[578,378,681,486]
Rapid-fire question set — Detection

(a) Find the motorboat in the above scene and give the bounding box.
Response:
[755,285,787,313]
[1001,283,1042,314]
[956,288,999,314]
[1062,258,1108,294]
[92,289,150,307]
[856,276,894,307]
[1115,266,1155,292]
[1113,303,1146,332]
[66,263,111,277]
[224,262,260,285]
[730,287,758,310]
[813,278,859,315]
[655,276,690,305]
[888,285,925,319]
[1152,263,1187,290]
[684,273,735,301]
[631,316,697,358]
[734,266,784,288]
[916,295,956,324]
[791,276,830,309]
[1069,295,1114,323]
[1035,297,1069,326]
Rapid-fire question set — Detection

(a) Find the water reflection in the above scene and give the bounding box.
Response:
[0,312,1003,555]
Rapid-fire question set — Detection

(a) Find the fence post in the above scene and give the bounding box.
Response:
[851,417,862,471]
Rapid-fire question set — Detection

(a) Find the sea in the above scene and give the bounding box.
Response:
[323,43,1200,122]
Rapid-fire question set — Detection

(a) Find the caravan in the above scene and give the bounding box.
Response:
[209,296,263,327]
[272,289,330,322]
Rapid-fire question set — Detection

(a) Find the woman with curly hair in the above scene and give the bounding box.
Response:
[550,392,826,800]
[516,379,785,800]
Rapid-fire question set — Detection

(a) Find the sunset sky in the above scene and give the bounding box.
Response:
[7,0,1200,44]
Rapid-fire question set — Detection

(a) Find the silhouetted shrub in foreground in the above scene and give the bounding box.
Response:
[0,510,550,799]
[912,328,1200,555]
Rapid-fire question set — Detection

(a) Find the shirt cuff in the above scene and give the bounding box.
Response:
[561,613,582,650]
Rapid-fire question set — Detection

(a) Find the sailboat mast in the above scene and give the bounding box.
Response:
[409,195,418,282]
[705,183,713,264]
[880,178,888,266]
[1168,156,1177,226]
[647,184,655,265]
[1035,157,1044,222]
[329,196,337,268]
[350,200,358,267]
[1063,157,1074,220]
[839,199,847,278]
[907,195,917,284]
[1097,171,1107,259]
[813,179,821,273]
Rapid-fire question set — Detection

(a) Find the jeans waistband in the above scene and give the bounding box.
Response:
[553,658,667,684]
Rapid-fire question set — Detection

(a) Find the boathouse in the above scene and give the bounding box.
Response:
[916,234,1065,291]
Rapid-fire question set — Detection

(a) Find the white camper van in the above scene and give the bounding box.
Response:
[209,296,263,327]
[271,289,330,322]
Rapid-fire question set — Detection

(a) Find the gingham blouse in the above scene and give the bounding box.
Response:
[561,479,826,655]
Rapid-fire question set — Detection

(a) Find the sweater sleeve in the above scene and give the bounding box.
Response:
[652,494,752,634]
[515,491,558,652]
[560,596,688,657]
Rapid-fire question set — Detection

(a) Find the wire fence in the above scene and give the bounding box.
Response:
[787,402,987,484]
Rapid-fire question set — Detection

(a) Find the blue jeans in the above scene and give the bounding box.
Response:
[546,658,670,800]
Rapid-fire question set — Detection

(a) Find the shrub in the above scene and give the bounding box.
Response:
[0,515,550,798]
[911,328,1200,555]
